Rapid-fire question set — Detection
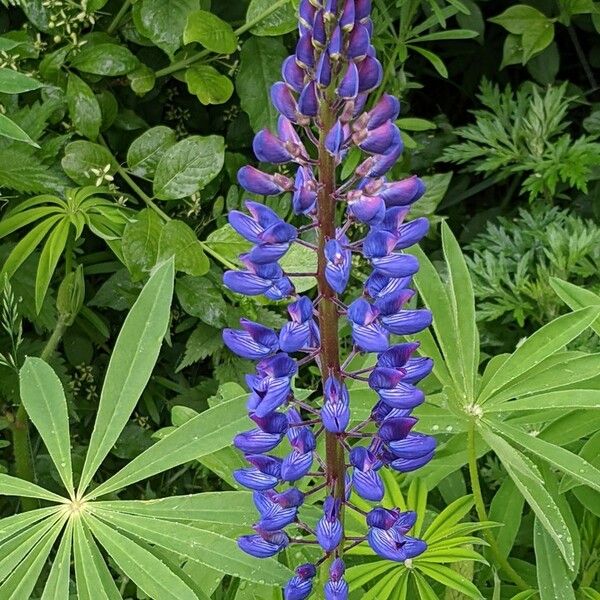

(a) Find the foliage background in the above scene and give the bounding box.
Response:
[0,0,599,598]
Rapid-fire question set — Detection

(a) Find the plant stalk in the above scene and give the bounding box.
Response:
[12,316,69,511]
[467,422,531,591]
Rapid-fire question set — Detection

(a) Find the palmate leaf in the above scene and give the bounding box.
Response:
[0,506,60,544]
[78,258,175,494]
[487,389,600,412]
[84,513,198,600]
[19,357,73,496]
[417,563,483,599]
[478,306,600,404]
[550,277,600,336]
[0,473,66,503]
[41,520,73,600]
[91,508,292,584]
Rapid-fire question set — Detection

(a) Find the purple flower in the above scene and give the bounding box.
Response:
[238,165,293,195]
[316,497,343,552]
[325,238,351,293]
[324,558,349,600]
[238,529,289,558]
[284,564,317,600]
[280,296,320,352]
[322,377,350,433]
[350,446,384,501]
[223,319,279,360]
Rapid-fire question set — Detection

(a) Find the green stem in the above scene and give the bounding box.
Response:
[154,0,291,77]
[107,0,132,36]
[12,316,69,511]
[467,423,531,591]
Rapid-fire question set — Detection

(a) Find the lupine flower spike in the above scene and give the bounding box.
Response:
[223,1,434,596]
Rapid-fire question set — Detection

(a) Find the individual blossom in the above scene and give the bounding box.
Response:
[223,0,434,595]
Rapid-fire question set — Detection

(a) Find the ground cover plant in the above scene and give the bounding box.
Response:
[0,0,599,598]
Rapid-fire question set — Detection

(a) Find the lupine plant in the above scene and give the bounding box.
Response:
[220,1,436,596]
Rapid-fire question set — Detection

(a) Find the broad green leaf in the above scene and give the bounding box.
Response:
[0,67,44,93]
[0,507,60,544]
[246,0,296,36]
[279,243,318,293]
[186,65,234,105]
[481,427,574,567]
[0,113,39,147]
[550,277,600,336]
[417,563,483,599]
[236,36,288,132]
[441,221,478,399]
[78,259,175,494]
[127,125,177,178]
[159,220,210,276]
[184,10,237,53]
[61,140,116,186]
[74,519,120,600]
[71,43,139,76]
[410,172,452,218]
[66,73,102,141]
[19,357,73,495]
[488,389,600,413]
[490,5,551,34]
[0,516,65,598]
[41,520,73,600]
[122,208,162,280]
[35,218,70,313]
[534,519,576,600]
[487,418,600,493]
[93,491,254,526]
[488,478,523,559]
[128,64,156,95]
[0,473,66,503]
[133,0,200,59]
[485,353,600,406]
[153,135,225,200]
[176,275,227,326]
[93,509,292,585]
[478,307,600,403]
[86,513,197,600]
[88,394,247,498]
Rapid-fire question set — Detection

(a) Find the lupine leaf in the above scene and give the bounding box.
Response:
[488,478,523,559]
[550,277,600,335]
[488,389,600,412]
[346,561,396,590]
[413,571,441,600]
[534,518,576,600]
[85,513,197,599]
[19,357,73,495]
[78,258,175,494]
[41,520,73,600]
[92,509,292,584]
[424,495,474,542]
[478,307,600,403]
[0,474,66,503]
[417,563,483,599]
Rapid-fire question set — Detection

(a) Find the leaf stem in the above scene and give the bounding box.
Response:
[107,0,132,36]
[467,421,531,591]
[154,0,291,77]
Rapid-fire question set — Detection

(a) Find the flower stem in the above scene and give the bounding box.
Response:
[12,315,69,511]
[467,422,530,591]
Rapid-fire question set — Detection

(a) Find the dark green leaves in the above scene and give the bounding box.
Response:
[70,43,139,76]
[184,10,237,54]
[246,0,297,36]
[236,36,288,132]
[0,67,44,93]
[127,126,177,178]
[186,65,234,105]
[66,73,102,140]
[153,135,225,200]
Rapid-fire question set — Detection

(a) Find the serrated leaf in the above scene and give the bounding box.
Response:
[178,323,223,370]
[184,10,237,53]
[153,135,225,200]
[19,357,73,495]
[127,125,177,178]
[78,259,175,494]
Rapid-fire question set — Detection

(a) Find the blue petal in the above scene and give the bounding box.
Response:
[389,433,437,459]
[281,450,313,482]
[233,468,279,491]
[371,253,419,278]
[347,23,370,59]
[337,61,359,99]
[351,323,389,352]
[271,82,300,122]
[322,399,350,433]
[353,468,384,501]
[390,451,435,472]
[381,309,433,335]
[316,516,343,552]
[228,210,263,243]
[238,533,288,558]
[367,94,401,129]
[282,56,305,93]
[403,357,434,383]
[223,271,271,296]
[234,429,284,453]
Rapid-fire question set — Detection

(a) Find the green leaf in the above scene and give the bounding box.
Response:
[35,219,70,313]
[153,135,225,200]
[133,0,200,59]
[94,509,292,584]
[0,113,39,147]
[66,73,102,140]
[478,307,600,403]
[176,275,227,326]
[488,389,600,413]
[486,418,600,493]
[246,0,297,36]
[408,45,448,77]
[424,495,475,542]
[550,277,600,336]
[93,491,254,526]
[534,519,576,600]
[85,513,198,600]
[127,125,177,178]
[186,65,234,105]
[480,427,574,567]
[441,221,478,399]
[279,243,318,293]
[78,258,175,494]
[19,357,73,495]
[488,478,524,559]
[41,520,73,600]
[177,323,223,370]
[236,36,288,132]
[417,563,483,599]
[128,64,156,95]
[490,5,551,34]
[70,43,139,76]
[122,208,162,280]
[88,392,247,498]
[184,10,237,53]
[158,220,210,276]
[0,507,60,544]
[413,572,440,600]
[0,67,43,93]
[61,140,116,185]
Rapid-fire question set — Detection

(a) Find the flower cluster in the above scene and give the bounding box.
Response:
[223,1,435,597]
